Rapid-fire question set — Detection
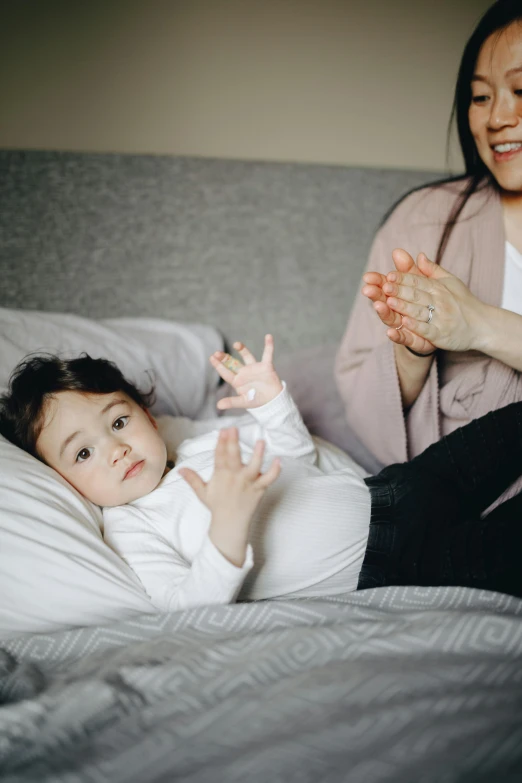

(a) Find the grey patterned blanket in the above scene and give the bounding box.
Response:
[1,586,521,783]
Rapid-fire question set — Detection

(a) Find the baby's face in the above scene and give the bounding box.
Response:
[36,391,167,507]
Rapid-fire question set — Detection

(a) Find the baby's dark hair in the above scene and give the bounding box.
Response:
[0,353,155,460]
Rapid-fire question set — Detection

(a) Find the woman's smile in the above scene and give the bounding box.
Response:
[492,141,522,163]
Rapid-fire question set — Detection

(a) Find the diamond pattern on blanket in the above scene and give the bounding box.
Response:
[1,587,522,782]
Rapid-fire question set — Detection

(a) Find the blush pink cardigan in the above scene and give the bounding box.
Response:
[335,178,522,504]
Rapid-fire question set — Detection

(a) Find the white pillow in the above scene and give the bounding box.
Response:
[0,307,225,639]
[0,307,224,419]
[0,434,155,639]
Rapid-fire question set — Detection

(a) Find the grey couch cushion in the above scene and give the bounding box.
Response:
[0,151,438,354]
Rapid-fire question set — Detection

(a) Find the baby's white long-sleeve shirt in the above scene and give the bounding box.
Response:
[103,385,371,612]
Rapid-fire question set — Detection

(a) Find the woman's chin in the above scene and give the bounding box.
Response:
[490,167,522,196]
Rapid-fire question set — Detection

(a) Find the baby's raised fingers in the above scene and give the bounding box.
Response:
[213,427,230,467]
[256,458,281,489]
[224,426,243,468]
[233,341,257,365]
[210,352,239,384]
[261,334,275,365]
[178,467,207,501]
[245,439,265,478]
[216,394,250,411]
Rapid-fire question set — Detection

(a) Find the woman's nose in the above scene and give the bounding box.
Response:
[488,93,518,130]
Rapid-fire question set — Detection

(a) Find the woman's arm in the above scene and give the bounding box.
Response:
[477,305,522,371]
[335,226,436,464]
[393,344,436,409]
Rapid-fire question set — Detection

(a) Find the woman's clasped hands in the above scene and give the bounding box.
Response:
[362,248,490,355]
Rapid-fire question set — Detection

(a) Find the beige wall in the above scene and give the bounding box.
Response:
[0,0,491,171]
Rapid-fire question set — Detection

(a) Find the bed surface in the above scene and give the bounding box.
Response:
[2,586,522,782]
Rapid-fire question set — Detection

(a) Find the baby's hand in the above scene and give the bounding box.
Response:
[179,428,280,567]
[211,334,283,410]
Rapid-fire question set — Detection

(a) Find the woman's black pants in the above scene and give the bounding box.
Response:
[357,401,522,598]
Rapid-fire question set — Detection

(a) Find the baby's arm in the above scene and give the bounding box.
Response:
[104,515,251,612]
[211,334,317,464]
[179,426,280,569]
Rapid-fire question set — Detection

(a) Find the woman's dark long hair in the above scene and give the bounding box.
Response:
[383,1,522,264]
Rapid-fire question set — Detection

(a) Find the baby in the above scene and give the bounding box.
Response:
[1,335,522,609]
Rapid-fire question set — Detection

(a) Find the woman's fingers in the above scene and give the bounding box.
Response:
[362,271,387,287]
[386,296,433,323]
[416,252,450,280]
[392,248,419,274]
[386,324,435,355]
[384,279,433,303]
[399,315,433,339]
[385,271,435,294]
[373,300,403,329]
[362,283,387,304]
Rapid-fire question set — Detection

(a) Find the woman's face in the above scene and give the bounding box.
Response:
[468,21,522,193]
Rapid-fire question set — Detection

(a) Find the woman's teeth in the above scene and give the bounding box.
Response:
[493,142,522,153]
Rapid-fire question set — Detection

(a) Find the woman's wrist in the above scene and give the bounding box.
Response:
[394,343,435,409]
[405,346,437,358]
[466,299,494,353]
[472,303,522,372]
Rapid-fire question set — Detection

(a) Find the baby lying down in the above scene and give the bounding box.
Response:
[1,335,521,611]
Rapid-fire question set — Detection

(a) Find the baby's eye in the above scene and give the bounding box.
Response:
[76,447,92,463]
[113,415,129,431]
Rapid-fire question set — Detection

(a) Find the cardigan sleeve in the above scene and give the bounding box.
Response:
[335,190,442,465]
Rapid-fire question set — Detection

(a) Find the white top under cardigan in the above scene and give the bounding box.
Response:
[502,242,522,316]
[103,385,371,612]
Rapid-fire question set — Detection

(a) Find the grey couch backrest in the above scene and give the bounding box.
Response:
[0,151,438,353]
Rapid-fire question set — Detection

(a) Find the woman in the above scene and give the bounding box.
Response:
[335,0,522,509]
